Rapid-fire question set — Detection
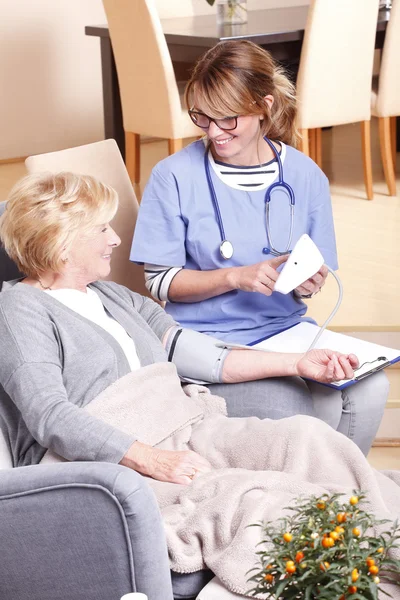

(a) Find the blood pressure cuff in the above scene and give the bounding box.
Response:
[164,326,230,384]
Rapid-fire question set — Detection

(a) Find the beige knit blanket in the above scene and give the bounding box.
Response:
[41,363,400,598]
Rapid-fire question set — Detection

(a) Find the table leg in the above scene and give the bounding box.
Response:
[397,116,400,153]
[100,37,125,159]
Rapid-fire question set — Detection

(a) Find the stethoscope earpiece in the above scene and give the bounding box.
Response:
[205,137,295,260]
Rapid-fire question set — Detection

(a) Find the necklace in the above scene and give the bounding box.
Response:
[38,278,52,291]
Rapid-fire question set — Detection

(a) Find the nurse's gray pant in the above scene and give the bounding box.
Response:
[207,370,389,457]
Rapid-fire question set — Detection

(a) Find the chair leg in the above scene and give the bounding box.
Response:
[379,117,396,196]
[360,120,373,200]
[299,129,309,156]
[315,128,322,169]
[125,132,140,184]
[168,138,183,154]
[390,116,397,172]
[309,129,316,162]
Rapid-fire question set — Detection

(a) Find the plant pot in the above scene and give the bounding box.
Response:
[216,0,247,25]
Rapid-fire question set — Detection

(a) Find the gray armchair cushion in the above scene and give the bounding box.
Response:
[0,462,174,600]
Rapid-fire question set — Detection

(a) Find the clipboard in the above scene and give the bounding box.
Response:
[248,322,400,390]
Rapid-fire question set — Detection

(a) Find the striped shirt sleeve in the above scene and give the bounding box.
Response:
[144,264,182,301]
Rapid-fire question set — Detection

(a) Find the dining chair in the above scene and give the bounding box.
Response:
[25,139,148,296]
[102,0,199,184]
[296,0,380,200]
[371,0,400,196]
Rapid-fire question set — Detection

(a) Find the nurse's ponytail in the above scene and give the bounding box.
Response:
[264,64,299,146]
[185,40,299,147]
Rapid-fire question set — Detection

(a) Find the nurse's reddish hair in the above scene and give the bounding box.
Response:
[184,40,299,146]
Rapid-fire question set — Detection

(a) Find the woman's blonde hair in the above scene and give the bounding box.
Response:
[184,40,299,146]
[0,171,118,278]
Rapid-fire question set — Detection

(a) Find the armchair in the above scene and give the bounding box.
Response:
[0,462,174,600]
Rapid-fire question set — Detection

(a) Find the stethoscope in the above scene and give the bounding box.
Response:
[204,136,295,259]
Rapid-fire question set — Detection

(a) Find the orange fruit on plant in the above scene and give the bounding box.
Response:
[335,526,345,534]
[352,527,361,537]
[329,531,340,540]
[264,574,274,583]
[366,558,375,568]
[322,537,334,548]
[283,533,293,542]
[286,565,296,574]
[351,569,359,582]
[337,513,347,523]
[349,496,359,505]
[295,551,304,563]
[348,586,358,594]
[369,565,379,575]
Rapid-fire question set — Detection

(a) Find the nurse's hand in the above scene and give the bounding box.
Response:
[295,265,328,297]
[121,441,212,485]
[230,255,288,296]
[296,349,359,383]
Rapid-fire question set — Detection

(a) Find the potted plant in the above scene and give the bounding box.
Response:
[248,491,400,599]
[205,0,247,25]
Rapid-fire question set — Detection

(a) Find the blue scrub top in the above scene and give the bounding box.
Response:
[130,140,338,344]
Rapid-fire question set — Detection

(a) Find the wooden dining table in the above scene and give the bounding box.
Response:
[85,6,392,160]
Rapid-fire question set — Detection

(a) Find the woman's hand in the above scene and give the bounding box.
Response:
[295,265,328,297]
[121,441,212,485]
[296,349,359,383]
[229,255,288,296]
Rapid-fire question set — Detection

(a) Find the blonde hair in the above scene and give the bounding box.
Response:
[184,40,299,146]
[0,171,118,278]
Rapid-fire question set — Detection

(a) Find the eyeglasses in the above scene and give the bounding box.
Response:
[188,110,239,131]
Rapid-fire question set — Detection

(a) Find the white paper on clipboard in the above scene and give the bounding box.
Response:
[251,322,400,389]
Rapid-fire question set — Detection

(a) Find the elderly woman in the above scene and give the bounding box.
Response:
[0,173,398,599]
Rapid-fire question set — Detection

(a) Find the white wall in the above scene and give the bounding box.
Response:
[156,0,309,19]
[0,0,310,161]
[0,0,106,160]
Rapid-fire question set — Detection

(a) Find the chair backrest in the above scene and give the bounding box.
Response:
[0,204,15,469]
[375,0,400,117]
[25,140,148,296]
[0,202,24,289]
[103,0,185,139]
[296,0,380,129]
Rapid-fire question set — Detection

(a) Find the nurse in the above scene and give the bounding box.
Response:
[130,40,388,455]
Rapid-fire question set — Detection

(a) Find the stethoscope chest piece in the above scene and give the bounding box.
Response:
[220,240,234,260]
[205,137,295,260]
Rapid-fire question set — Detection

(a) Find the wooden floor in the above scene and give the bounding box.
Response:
[0,120,399,469]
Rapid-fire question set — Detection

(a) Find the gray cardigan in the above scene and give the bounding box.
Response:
[0,281,176,467]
